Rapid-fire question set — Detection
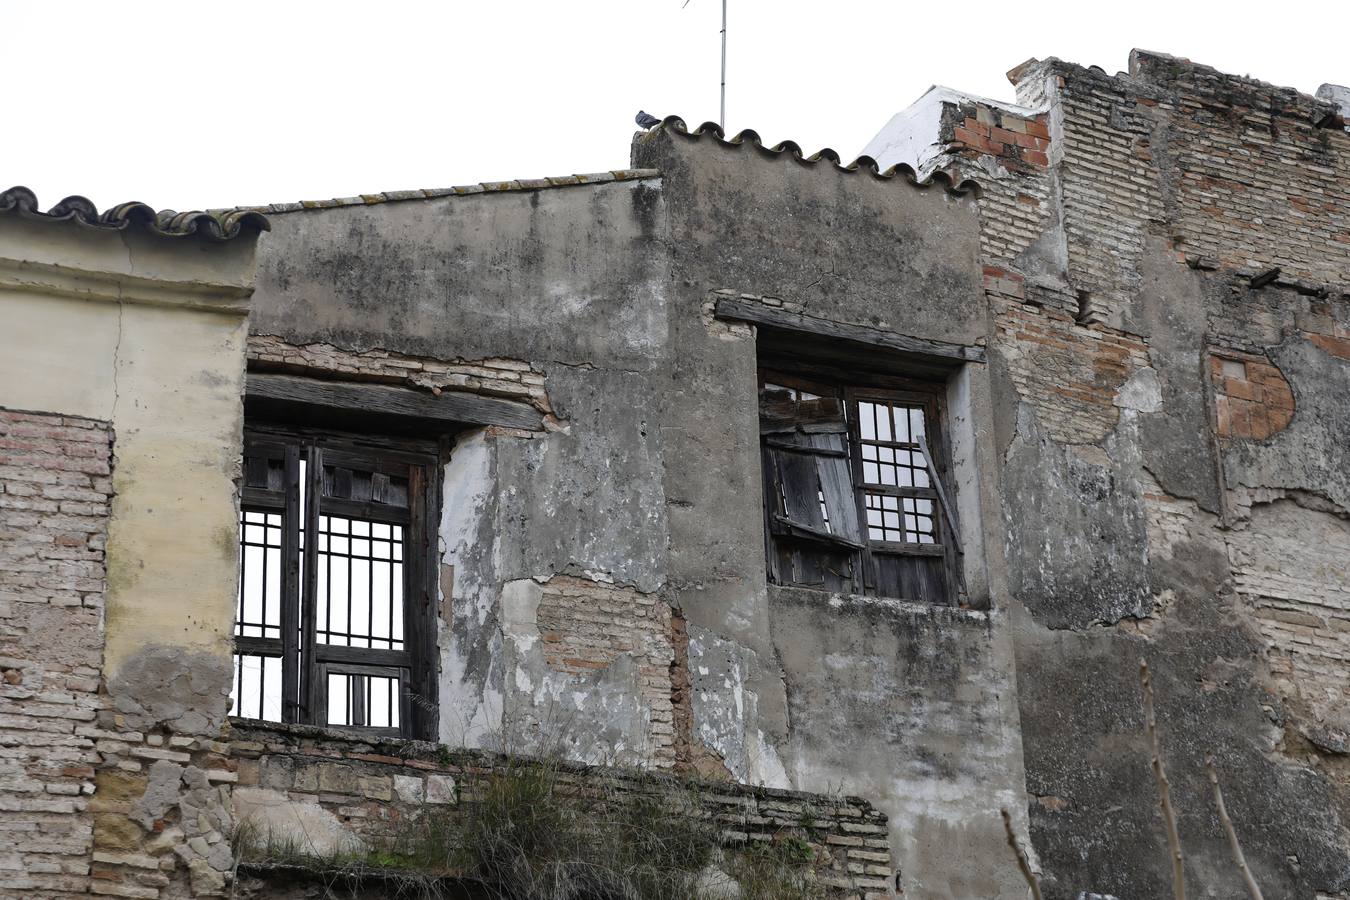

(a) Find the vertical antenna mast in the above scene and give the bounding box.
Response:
[684,0,727,129]
[720,0,727,129]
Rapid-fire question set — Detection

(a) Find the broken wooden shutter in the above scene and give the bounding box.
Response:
[760,386,864,594]
[762,396,863,549]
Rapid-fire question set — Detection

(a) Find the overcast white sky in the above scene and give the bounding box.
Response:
[6,1,1349,212]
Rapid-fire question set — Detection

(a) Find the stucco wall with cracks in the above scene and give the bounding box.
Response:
[244,129,1028,897]
[0,216,261,896]
[250,180,683,770]
[240,48,1350,899]
[891,48,1350,899]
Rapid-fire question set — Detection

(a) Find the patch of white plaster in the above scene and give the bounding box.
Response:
[862,85,1044,176]
[438,429,504,746]
[232,787,364,858]
[689,624,789,788]
[1114,366,1163,413]
[501,579,543,651]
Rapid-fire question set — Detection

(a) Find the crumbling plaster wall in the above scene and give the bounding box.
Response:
[248,132,1032,895]
[632,129,1030,900]
[895,50,1350,898]
[248,180,680,766]
[0,219,260,896]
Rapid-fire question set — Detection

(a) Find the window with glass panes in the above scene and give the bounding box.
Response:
[759,372,958,604]
[231,428,439,738]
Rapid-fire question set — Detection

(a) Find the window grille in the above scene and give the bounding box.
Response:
[230,429,439,738]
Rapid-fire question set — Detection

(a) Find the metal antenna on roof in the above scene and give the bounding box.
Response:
[683,0,727,130]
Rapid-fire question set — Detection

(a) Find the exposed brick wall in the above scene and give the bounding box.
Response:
[975,173,1054,276]
[950,107,1051,170]
[247,334,557,422]
[0,408,112,897]
[0,409,245,899]
[1208,349,1295,440]
[1301,299,1350,361]
[535,576,676,767]
[1227,500,1350,734]
[1130,52,1350,286]
[229,722,894,898]
[986,267,1152,444]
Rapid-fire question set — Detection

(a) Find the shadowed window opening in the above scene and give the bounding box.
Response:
[230,426,440,739]
[759,370,958,605]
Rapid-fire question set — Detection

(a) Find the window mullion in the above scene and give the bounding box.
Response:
[280,444,302,724]
[299,444,323,726]
[845,391,872,596]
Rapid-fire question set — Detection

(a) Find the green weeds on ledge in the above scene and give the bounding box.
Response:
[234,756,824,900]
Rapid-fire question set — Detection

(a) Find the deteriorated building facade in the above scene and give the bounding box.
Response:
[1,48,1349,899]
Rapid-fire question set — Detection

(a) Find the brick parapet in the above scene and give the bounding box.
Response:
[1022,52,1350,292]
[228,721,895,898]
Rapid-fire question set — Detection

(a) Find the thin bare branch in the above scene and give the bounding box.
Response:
[1206,754,1264,900]
[1141,659,1186,900]
[1001,808,1043,900]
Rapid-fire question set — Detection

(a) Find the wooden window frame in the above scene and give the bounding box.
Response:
[759,368,962,605]
[234,424,442,740]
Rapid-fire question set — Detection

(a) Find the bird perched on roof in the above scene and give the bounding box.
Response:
[635,110,661,130]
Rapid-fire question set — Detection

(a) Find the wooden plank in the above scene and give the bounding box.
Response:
[772,448,829,534]
[772,515,865,551]
[246,372,542,431]
[764,436,847,457]
[760,397,847,433]
[280,444,301,724]
[313,644,411,669]
[715,297,985,364]
[300,445,322,726]
[812,434,863,545]
[916,431,962,558]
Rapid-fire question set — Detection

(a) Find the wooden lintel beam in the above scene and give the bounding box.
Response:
[246,373,542,432]
[713,297,986,364]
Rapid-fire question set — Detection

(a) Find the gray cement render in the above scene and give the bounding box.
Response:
[245,109,1350,898]
[248,132,1027,897]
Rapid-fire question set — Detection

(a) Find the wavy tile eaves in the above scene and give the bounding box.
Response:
[0,186,269,243]
[654,115,981,197]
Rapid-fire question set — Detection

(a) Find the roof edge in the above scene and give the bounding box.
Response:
[0,186,269,243]
[223,169,662,216]
[646,116,981,197]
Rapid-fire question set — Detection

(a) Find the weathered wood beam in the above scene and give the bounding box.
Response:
[713,297,986,364]
[246,373,541,432]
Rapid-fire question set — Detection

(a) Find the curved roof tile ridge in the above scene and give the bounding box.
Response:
[656,115,981,197]
[0,186,269,242]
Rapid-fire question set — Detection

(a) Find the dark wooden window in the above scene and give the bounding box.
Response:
[231,427,440,739]
[760,371,960,604]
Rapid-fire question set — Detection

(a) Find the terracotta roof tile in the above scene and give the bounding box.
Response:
[0,186,269,242]
[647,115,981,196]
